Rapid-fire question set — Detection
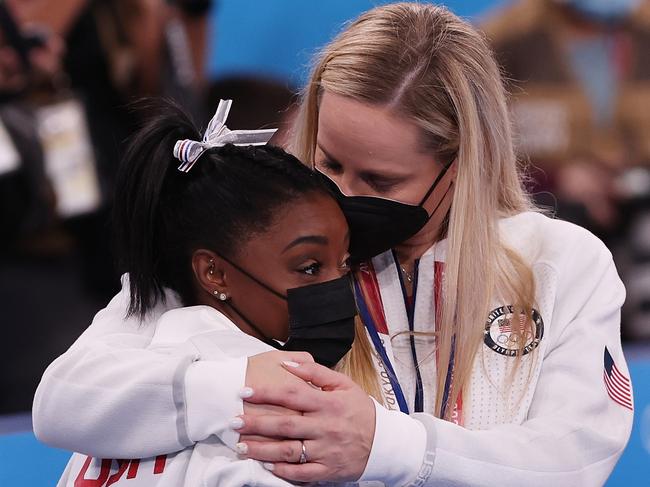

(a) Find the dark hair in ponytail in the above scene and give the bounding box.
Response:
[113,99,328,319]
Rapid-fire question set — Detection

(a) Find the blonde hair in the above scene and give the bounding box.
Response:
[335,317,384,403]
[294,3,537,419]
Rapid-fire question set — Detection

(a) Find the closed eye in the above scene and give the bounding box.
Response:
[361,173,403,193]
[318,158,343,175]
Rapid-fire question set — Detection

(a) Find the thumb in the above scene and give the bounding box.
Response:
[280,361,350,390]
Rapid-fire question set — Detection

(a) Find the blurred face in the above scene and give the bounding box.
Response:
[223,192,350,341]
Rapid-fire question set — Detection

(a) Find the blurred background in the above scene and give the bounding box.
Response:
[0,0,649,484]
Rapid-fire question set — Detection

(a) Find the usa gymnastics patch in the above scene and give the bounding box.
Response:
[483,305,543,357]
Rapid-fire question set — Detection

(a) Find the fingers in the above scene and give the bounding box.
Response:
[266,462,330,483]
[243,401,302,417]
[243,377,323,412]
[238,434,273,443]
[280,361,351,391]
[237,439,306,463]
[235,413,315,440]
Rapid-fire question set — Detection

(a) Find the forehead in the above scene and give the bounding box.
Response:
[317,91,430,170]
[242,194,347,252]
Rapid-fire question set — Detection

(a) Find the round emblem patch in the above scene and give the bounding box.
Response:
[483,305,544,356]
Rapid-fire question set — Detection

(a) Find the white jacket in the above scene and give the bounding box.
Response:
[56,306,325,487]
[34,212,633,487]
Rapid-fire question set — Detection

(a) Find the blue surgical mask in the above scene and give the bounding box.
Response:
[563,0,641,23]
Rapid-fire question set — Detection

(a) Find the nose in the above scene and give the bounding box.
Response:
[321,266,348,283]
[332,173,359,196]
[336,266,351,279]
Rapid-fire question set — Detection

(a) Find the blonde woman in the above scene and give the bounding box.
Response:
[34,3,632,486]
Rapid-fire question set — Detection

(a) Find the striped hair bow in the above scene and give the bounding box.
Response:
[174,99,277,173]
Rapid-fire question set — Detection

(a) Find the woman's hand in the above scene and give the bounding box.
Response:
[239,351,316,442]
[235,361,376,483]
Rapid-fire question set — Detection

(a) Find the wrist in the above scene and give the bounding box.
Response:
[359,398,427,486]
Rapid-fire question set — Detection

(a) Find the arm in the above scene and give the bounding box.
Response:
[398,236,632,486]
[33,276,312,459]
[238,232,632,486]
[32,278,215,458]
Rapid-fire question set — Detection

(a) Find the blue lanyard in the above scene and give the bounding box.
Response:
[353,278,410,414]
[393,251,425,413]
[354,260,457,418]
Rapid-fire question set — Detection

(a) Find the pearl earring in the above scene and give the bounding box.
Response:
[213,290,228,301]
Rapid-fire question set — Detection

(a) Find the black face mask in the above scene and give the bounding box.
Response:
[317,162,454,262]
[217,255,357,368]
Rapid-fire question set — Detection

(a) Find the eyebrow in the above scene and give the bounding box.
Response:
[282,235,329,253]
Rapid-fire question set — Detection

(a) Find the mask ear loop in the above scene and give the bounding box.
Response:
[427,179,454,220]
[212,252,286,346]
[222,298,281,348]
[417,160,455,207]
[216,252,287,301]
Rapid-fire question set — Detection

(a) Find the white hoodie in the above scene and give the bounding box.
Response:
[56,306,358,487]
[35,212,633,487]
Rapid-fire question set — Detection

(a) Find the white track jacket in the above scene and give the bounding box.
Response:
[34,212,633,486]
[55,306,331,487]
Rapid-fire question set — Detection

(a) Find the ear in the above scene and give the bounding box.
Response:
[192,249,229,299]
[449,158,459,178]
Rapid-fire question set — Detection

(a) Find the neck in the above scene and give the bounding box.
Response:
[196,295,268,342]
[394,193,452,264]
[394,230,438,264]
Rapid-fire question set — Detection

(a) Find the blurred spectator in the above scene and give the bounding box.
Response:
[483,0,650,340]
[0,22,63,249]
[0,0,213,413]
[0,0,213,291]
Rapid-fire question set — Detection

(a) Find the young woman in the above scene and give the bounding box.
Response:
[35,4,632,486]
[55,99,378,486]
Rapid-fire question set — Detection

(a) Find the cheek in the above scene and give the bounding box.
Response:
[377,179,431,205]
[231,281,290,340]
[391,166,444,204]
[254,298,290,341]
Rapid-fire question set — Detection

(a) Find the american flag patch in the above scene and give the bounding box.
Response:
[497,314,526,333]
[603,347,633,410]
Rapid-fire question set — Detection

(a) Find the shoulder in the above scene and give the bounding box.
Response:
[150,306,274,358]
[150,306,238,346]
[500,212,624,323]
[500,211,612,271]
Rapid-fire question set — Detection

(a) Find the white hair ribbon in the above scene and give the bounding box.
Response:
[174,99,278,173]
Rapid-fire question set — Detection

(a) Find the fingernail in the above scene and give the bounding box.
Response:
[239,387,254,398]
[229,417,245,429]
[282,360,300,368]
[235,442,248,455]
[263,462,275,471]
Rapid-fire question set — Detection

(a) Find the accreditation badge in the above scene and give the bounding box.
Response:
[36,98,101,218]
